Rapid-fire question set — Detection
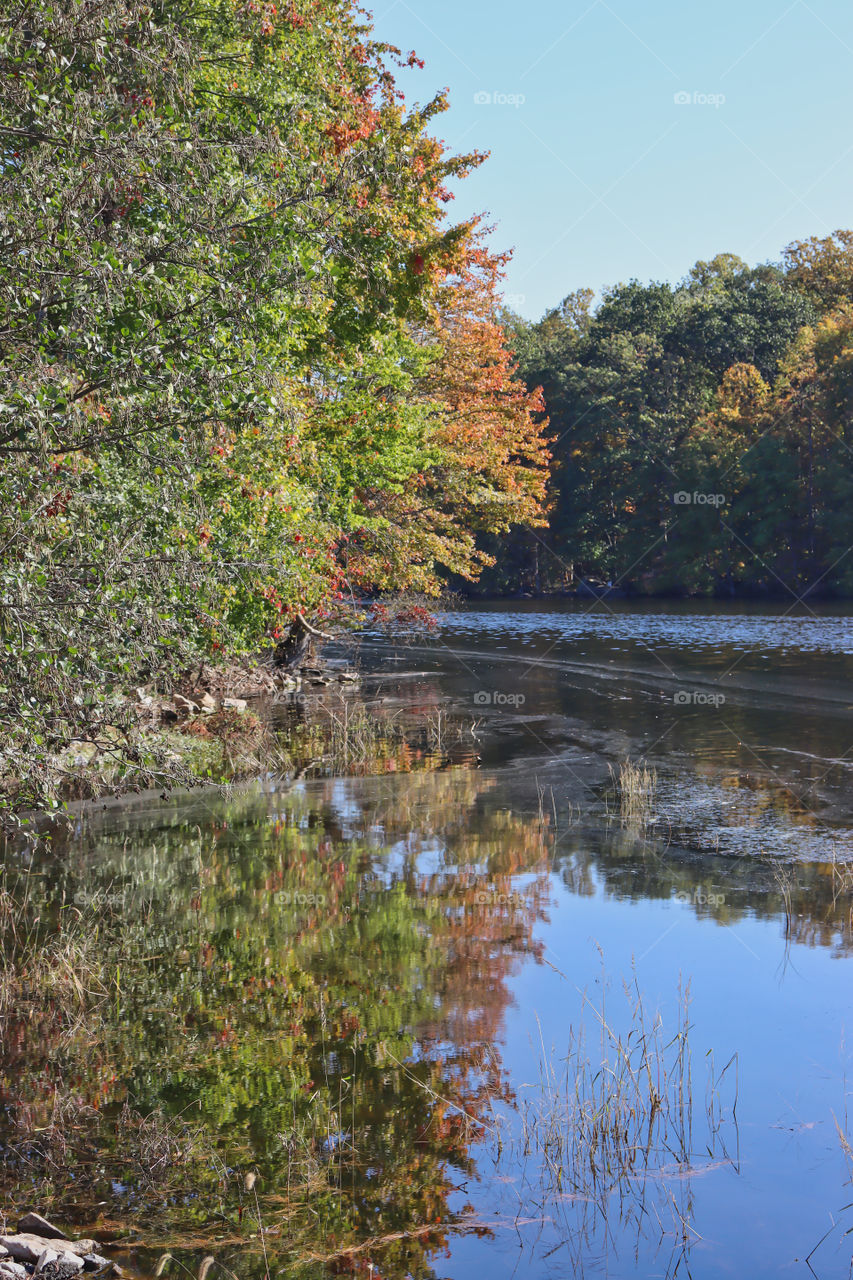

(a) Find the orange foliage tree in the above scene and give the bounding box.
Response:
[342,229,551,593]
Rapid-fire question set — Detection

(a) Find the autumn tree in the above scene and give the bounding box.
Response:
[1,0,546,825]
[489,255,816,595]
[340,231,551,593]
[782,230,853,312]
[689,309,853,595]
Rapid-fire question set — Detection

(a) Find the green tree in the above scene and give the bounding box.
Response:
[0,0,550,824]
[486,256,815,596]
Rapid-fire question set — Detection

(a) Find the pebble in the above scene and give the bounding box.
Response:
[37,1261,84,1280]
[0,1240,96,1265]
[173,693,199,713]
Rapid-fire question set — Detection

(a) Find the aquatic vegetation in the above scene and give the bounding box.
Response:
[0,875,107,1017]
[1,748,852,1278]
[505,973,738,1262]
[608,759,658,827]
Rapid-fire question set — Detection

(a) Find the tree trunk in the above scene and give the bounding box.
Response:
[272,613,333,670]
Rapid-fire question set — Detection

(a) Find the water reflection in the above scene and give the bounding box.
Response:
[2,603,853,1280]
[2,767,851,1278]
[1,776,550,1279]
[351,602,853,861]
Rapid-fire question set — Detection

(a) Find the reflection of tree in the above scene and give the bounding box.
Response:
[553,827,853,956]
[0,772,551,1279]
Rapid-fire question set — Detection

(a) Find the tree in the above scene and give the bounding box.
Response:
[782,230,853,312]
[341,231,551,594]
[692,309,853,595]
[489,254,817,596]
[2,0,550,823]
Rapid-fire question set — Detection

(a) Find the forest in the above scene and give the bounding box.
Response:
[488,237,853,598]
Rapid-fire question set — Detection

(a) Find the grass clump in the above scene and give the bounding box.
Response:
[609,758,658,826]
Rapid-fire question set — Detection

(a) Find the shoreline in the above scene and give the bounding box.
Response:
[0,654,364,843]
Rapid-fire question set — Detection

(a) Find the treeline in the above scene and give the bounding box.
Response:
[0,0,549,822]
[478,240,853,598]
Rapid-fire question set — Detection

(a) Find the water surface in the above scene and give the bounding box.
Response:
[2,603,852,1280]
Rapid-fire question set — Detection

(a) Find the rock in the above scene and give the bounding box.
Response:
[200,692,217,711]
[0,1249,8,1260]
[222,697,247,711]
[38,1259,85,1280]
[0,1238,96,1264]
[135,687,153,707]
[18,1217,68,1242]
[81,1257,111,1273]
[34,1249,60,1273]
[1,1238,52,1264]
[174,693,200,713]
[0,1262,29,1280]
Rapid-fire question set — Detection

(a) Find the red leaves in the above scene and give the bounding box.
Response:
[325,106,380,155]
[261,584,284,613]
[44,490,71,518]
[284,3,306,27]
[396,604,437,630]
[422,235,550,522]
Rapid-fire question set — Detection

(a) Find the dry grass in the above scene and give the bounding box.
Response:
[0,873,221,1207]
[485,967,738,1271]
[609,759,658,826]
[830,855,853,933]
[517,974,735,1186]
[0,874,109,1018]
[275,702,411,778]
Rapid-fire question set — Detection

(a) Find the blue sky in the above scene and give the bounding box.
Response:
[371,0,853,319]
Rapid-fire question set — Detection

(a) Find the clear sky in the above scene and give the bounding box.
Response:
[371,0,853,319]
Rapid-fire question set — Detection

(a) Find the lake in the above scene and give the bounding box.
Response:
[2,602,852,1279]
